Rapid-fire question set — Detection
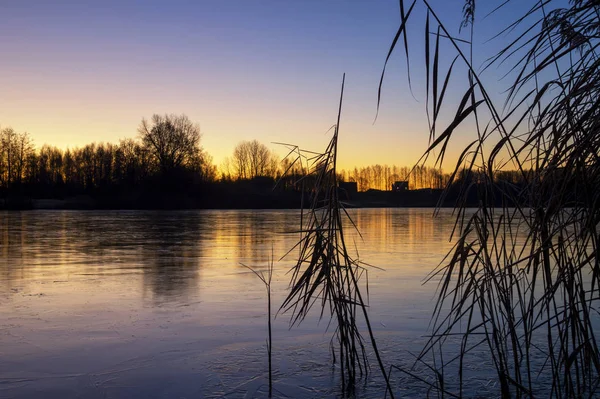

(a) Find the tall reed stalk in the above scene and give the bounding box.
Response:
[279,74,394,397]
[241,251,274,396]
[381,0,600,396]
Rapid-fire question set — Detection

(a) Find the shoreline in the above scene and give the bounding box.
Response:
[0,188,462,210]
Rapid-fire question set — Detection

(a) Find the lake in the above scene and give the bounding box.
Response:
[0,208,465,398]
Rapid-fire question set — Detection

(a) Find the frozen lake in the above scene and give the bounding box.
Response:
[0,208,462,398]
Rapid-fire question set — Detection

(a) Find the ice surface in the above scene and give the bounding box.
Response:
[0,209,482,398]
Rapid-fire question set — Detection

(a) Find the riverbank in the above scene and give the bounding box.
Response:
[0,188,467,210]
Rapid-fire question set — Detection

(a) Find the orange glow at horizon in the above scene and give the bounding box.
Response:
[1,1,476,173]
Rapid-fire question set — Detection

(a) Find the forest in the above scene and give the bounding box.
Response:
[0,113,527,209]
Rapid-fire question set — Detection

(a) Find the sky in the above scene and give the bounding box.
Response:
[1,0,524,171]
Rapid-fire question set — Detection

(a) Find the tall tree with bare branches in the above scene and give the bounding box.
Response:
[138,113,203,175]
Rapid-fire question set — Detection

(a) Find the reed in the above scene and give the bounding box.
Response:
[382,0,600,396]
[241,249,274,397]
[279,74,394,397]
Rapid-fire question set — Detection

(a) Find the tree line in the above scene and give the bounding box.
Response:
[0,114,216,200]
[0,113,529,203]
[339,165,448,191]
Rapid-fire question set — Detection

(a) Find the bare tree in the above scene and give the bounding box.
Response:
[0,127,16,187]
[231,140,277,179]
[119,138,151,186]
[0,128,34,188]
[138,113,202,174]
[14,132,34,185]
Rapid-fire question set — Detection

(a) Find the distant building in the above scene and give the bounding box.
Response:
[339,181,358,196]
[392,181,409,191]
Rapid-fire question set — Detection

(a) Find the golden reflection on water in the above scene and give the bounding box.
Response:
[349,208,437,250]
[0,209,457,305]
[0,208,464,398]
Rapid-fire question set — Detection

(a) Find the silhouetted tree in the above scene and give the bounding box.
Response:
[342,163,447,191]
[0,128,34,189]
[138,113,203,175]
[231,140,279,179]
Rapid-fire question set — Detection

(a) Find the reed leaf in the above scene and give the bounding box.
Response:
[382,0,600,396]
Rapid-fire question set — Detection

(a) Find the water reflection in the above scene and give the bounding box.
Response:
[0,210,307,302]
[349,208,438,248]
[0,208,463,398]
[136,212,203,302]
[0,209,453,299]
[204,210,297,266]
[0,212,27,290]
[0,211,206,303]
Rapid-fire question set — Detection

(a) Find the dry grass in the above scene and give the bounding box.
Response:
[381,0,600,396]
[279,74,394,397]
[241,249,274,396]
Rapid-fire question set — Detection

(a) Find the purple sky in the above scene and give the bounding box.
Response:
[1,0,524,170]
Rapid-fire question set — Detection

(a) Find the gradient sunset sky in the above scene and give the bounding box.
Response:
[2,1,518,170]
